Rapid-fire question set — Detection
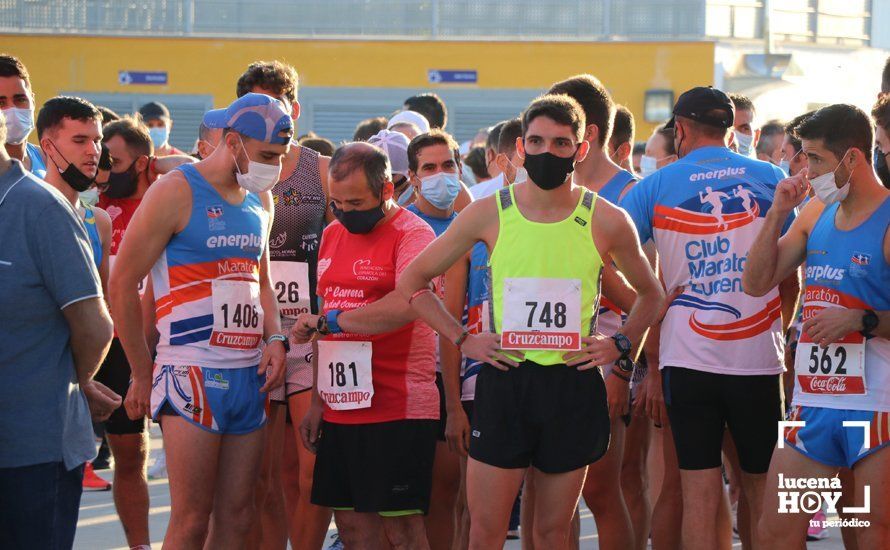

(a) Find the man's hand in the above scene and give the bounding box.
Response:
[803,307,864,348]
[772,171,810,216]
[299,401,324,454]
[564,334,621,369]
[634,370,666,427]
[259,340,286,392]
[460,333,520,370]
[604,373,630,421]
[290,313,320,345]
[84,380,122,422]
[445,405,472,456]
[124,372,152,421]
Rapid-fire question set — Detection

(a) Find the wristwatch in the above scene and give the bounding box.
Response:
[319,310,342,335]
[861,309,879,338]
[267,334,290,353]
[615,356,635,374]
[611,333,632,359]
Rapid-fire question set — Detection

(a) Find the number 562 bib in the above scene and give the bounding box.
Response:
[317,341,374,410]
[795,331,866,395]
[501,278,582,351]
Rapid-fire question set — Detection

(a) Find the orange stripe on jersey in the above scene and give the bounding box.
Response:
[168,259,259,289]
[155,283,213,320]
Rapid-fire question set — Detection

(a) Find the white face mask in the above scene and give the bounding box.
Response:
[640,155,658,178]
[513,166,528,184]
[232,136,281,193]
[809,150,852,205]
[779,160,791,174]
[78,187,100,207]
[4,107,34,145]
[734,130,756,157]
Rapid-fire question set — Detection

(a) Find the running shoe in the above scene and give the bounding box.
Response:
[326,533,344,550]
[82,462,112,491]
[148,452,167,480]
[806,510,830,541]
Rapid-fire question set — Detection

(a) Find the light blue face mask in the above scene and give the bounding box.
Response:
[420,172,461,210]
[734,130,756,158]
[779,160,791,175]
[396,185,415,206]
[149,126,169,149]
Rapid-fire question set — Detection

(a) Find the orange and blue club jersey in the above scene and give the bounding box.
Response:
[151,163,269,370]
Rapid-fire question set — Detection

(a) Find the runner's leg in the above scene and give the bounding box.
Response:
[837,468,859,549]
[581,417,634,550]
[651,422,682,550]
[288,391,333,550]
[106,433,150,547]
[621,416,652,550]
[160,414,221,549]
[530,467,588,549]
[757,444,837,548]
[467,459,525,549]
[334,510,389,550]
[426,441,461,550]
[206,426,267,550]
[249,403,287,550]
[851,446,890,548]
[383,514,432,550]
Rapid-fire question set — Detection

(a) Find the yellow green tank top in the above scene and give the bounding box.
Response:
[489,185,604,366]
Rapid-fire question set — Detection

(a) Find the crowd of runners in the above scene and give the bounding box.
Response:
[1,53,889,550]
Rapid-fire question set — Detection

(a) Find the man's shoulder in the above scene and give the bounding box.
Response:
[3,170,72,215]
[394,207,436,238]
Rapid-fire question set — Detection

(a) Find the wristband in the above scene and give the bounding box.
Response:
[326,309,343,335]
[612,369,631,383]
[267,333,290,353]
[409,288,434,304]
[454,330,470,348]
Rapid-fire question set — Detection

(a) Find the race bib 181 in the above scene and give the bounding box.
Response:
[501,278,582,351]
[317,340,374,410]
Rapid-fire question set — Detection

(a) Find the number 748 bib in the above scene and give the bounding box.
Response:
[501,278,582,351]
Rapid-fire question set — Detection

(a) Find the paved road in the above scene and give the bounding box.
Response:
[74,428,849,549]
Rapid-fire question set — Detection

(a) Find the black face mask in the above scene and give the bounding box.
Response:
[523,149,577,191]
[331,200,385,234]
[49,141,96,192]
[103,159,140,199]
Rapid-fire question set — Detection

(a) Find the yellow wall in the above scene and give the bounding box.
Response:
[0,34,714,136]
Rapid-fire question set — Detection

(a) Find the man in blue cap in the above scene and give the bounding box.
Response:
[110,93,292,548]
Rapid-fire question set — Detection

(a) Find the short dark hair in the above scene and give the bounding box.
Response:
[756,120,785,156]
[404,93,447,129]
[521,94,586,142]
[36,96,102,139]
[794,104,873,164]
[97,106,120,125]
[676,112,730,140]
[353,116,388,142]
[464,146,490,181]
[729,93,756,115]
[497,118,522,155]
[300,136,335,157]
[236,60,299,103]
[654,124,677,156]
[548,74,614,147]
[407,129,460,173]
[784,111,814,154]
[0,54,30,88]
[610,105,635,149]
[102,116,153,158]
[329,142,391,198]
[486,122,505,153]
[883,56,890,95]
[138,101,170,122]
[872,96,890,133]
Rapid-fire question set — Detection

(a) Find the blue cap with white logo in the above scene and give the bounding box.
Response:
[202,93,293,144]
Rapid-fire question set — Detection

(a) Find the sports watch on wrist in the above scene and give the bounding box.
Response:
[267,334,290,353]
[861,309,879,338]
[615,356,635,374]
[611,333,632,359]
[325,310,343,335]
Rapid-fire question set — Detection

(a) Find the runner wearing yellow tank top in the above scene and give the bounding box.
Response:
[397,94,665,550]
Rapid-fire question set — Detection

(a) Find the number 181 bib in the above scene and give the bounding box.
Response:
[317,340,374,410]
[501,278,582,351]
[795,331,866,395]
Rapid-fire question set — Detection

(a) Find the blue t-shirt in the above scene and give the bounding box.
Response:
[0,161,102,469]
[407,203,457,237]
[620,146,794,376]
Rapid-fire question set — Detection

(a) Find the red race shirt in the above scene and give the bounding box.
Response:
[97,195,142,256]
[317,208,438,424]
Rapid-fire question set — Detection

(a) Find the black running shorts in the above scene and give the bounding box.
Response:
[94,338,145,435]
[469,361,610,474]
[663,366,783,474]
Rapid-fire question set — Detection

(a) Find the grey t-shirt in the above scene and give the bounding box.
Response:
[0,160,102,470]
